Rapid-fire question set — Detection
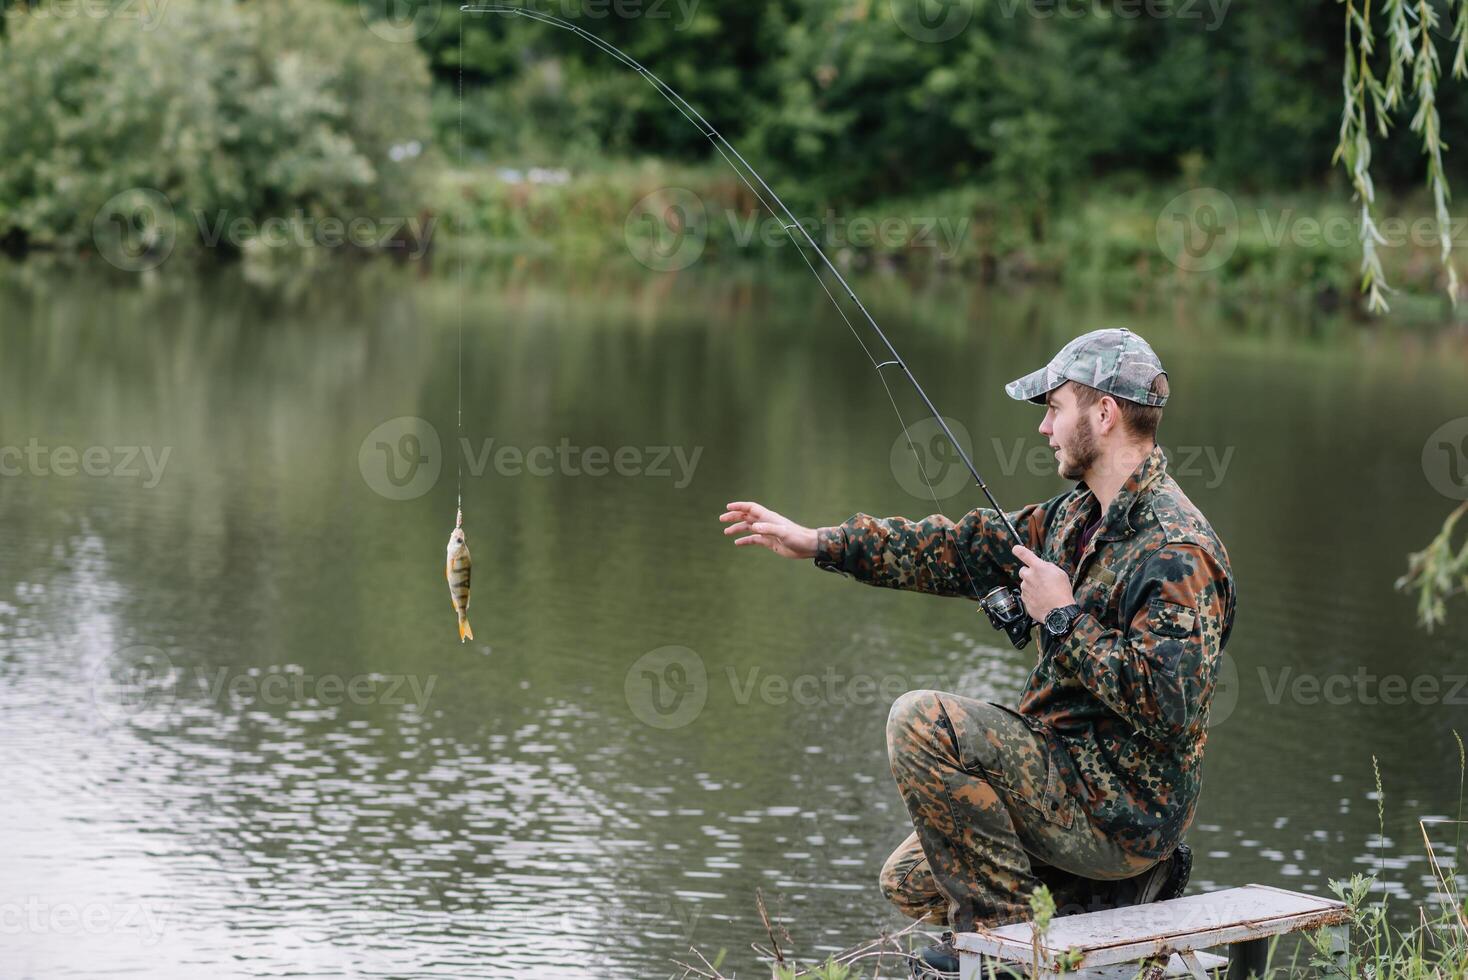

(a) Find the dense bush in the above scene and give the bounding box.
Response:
[401,0,1468,207]
[0,0,433,260]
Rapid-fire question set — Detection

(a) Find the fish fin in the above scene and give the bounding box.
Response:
[459,616,474,643]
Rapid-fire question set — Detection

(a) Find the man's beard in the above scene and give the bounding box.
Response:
[1058,415,1100,481]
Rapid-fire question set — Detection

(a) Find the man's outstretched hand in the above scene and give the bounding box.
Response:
[720,501,820,560]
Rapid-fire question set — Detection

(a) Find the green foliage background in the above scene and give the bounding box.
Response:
[408,0,1468,204]
[0,0,433,256]
[6,0,1468,266]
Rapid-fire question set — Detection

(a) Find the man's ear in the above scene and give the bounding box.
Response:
[1095,395,1121,436]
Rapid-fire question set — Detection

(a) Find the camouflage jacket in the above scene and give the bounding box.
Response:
[813,446,1234,859]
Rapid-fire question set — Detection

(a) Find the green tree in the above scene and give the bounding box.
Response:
[0,0,433,259]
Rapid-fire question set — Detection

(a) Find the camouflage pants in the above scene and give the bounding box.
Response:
[880,691,1156,931]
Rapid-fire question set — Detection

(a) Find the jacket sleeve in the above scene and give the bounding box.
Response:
[1048,542,1233,741]
[811,493,1066,598]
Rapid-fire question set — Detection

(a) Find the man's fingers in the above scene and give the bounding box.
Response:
[1012,544,1039,566]
[723,521,750,536]
[1018,566,1030,580]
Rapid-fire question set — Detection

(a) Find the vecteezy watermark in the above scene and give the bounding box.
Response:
[0,440,171,488]
[890,425,1236,500]
[359,416,443,501]
[471,0,701,29]
[723,210,970,260]
[3,0,169,30]
[625,188,709,272]
[1156,187,1240,273]
[460,438,703,489]
[626,647,1238,729]
[0,898,171,945]
[89,645,176,728]
[1423,417,1468,501]
[992,0,1231,30]
[92,189,436,271]
[1158,189,1468,273]
[194,211,436,260]
[888,0,1228,42]
[990,438,1236,488]
[358,418,704,500]
[892,416,976,500]
[1257,666,1468,708]
[89,646,439,727]
[92,188,178,272]
[887,0,976,42]
[624,188,972,271]
[358,0,441,41]
[625,646,708,729]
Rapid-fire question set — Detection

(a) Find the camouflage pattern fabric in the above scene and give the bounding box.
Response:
[1004,328,1169,407]
[815,446,1235,864]
[881,693,1155,930]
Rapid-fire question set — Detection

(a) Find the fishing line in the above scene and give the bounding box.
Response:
[457,19,466,528]
[460,3,1029,604]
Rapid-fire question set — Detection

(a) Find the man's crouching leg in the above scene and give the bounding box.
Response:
[883,690,1151,932]
[878,831,948,925]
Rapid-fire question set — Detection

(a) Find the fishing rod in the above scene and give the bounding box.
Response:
[459,4,1036,648]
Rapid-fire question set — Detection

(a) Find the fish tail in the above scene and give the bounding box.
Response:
[459,614,473,643]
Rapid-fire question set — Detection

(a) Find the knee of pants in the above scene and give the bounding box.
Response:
[886,689,944,762]
[878,848,938,917]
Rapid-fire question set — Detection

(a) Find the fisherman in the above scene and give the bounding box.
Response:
[720,329,1235,978]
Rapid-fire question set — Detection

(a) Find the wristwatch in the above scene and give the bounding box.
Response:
[1043,604,1082,639]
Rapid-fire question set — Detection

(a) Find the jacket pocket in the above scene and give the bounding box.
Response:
[1146,598,1197,639]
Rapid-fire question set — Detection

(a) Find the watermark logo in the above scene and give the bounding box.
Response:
[625,645,707,729]
[888,0,975,42]
[0,898,171,944]
[625,187,708,272]
[92,188,177,272]
[1423,417,1468,500]
[89,651,439,726]
[195,210,436,259]
[1207,650,1238,728]
[891,416,975,500]
[89,645,176,727]
[359,0,441,41]
[992,0,1231,30]
[627,190,971,265]
[359,424,705,499]
[1257,665,1468,708]
[461,438,703,489]
[1156,188,1239,272]
[0,440,172,488]
[3,0,170,31]
[359,416,443,501]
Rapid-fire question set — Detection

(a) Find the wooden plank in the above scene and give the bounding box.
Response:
[958,950,1229,979]
[955,885,1350,972]
[1074,950,1229,979]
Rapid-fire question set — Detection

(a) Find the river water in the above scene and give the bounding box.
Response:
[1,258,1466,978]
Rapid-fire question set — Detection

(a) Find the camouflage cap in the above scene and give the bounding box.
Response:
[1004,328,1168,407]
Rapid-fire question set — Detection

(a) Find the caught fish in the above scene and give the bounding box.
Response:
[446,511,474,643]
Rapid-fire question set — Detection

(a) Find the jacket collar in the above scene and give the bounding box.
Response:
[1074,445,1168,541]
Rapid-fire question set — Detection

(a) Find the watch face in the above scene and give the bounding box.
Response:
[1045,608,1070,634]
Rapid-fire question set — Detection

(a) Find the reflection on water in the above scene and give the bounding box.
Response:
[1,259,1467,978]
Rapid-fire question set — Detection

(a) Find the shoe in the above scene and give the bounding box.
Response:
[1109,841,1193,908]
[910,931,960,978]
